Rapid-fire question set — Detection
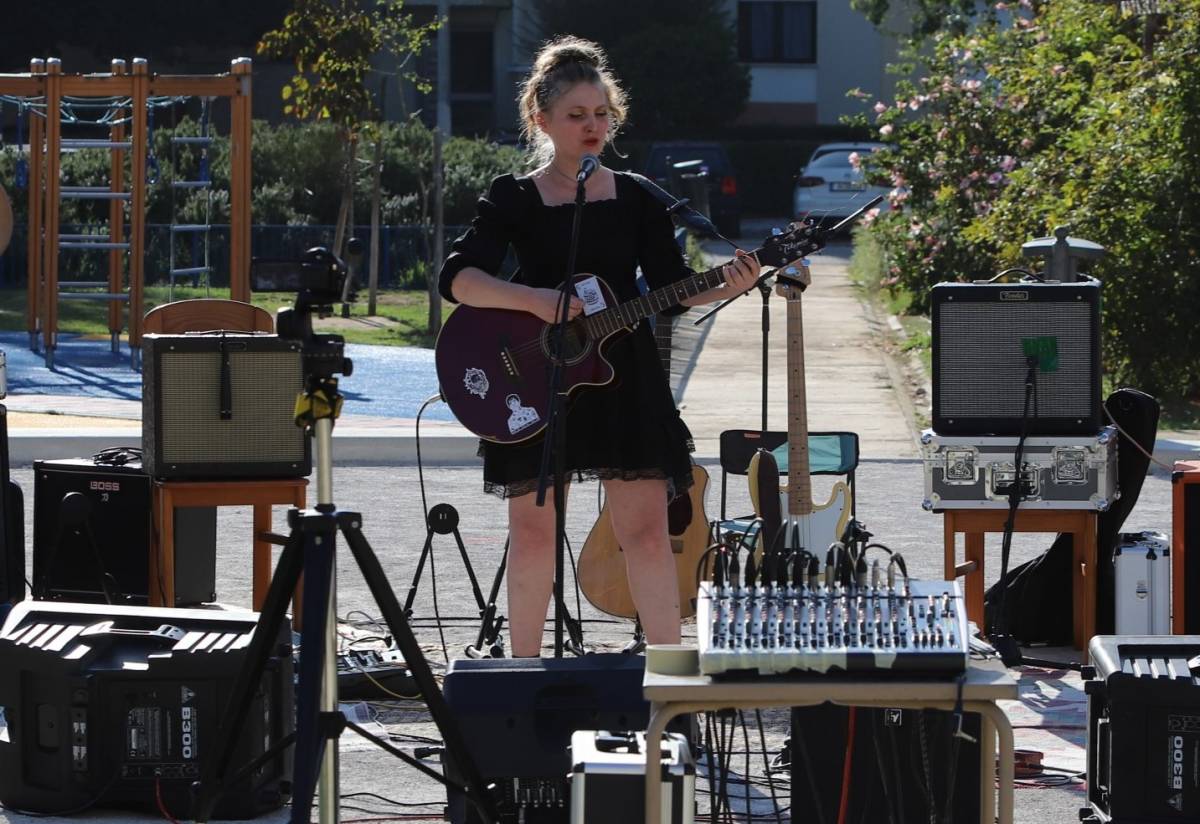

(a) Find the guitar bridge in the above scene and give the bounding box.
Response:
[500,347,521,382]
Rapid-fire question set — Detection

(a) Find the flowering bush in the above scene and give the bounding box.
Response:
[853,0,1200,398]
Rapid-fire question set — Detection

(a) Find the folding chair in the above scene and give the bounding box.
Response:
[714,429,860,545]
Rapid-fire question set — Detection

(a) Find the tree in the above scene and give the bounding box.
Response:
[854,0,1200,399]
[257,0,438,259]
[532,0,750,136]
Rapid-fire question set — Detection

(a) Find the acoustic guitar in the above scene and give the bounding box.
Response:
[434,223,820,444]
[749,264,851,552]
[577,310,709,619]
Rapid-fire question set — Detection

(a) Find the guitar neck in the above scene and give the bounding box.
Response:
[783,285,813,517]
[654,313,674,376]
[580,262,732,339]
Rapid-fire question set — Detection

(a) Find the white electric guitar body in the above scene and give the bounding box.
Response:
[749,263,850,553]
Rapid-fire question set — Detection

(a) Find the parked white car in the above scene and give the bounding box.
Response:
[792,142,891,223]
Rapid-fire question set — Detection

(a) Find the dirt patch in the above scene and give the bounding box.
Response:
[7,412,140,429]
[312,314,404,332]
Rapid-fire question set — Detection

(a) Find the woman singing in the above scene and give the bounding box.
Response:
[438,35,760,657]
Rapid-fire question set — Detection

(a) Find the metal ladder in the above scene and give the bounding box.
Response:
[168,97,214,300]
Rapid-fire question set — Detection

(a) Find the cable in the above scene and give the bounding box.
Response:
[836,707,856,824]
[753,712,784,824]
[155,778,182,824]
[1104,398,1172,471]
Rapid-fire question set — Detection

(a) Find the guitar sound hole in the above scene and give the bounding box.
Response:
[539,320,592,365]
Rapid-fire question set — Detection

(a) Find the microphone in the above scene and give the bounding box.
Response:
[576,153,600,182]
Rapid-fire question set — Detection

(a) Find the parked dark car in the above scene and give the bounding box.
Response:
[643,141,741,238]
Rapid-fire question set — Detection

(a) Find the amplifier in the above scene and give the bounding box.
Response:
[142,333,310,480]
[1174,461,1200,634]
[790,703,981,823]
[569,731,694,824]
[442,654,687,824]
[931,280,1102,435]
[32,456,216,606]
[1083,636,1200,823]
[0,600,293,818]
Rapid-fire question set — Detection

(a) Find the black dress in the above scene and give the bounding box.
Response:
[438,171,697,500]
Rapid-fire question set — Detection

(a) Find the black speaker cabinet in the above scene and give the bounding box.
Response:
[32,457,216,606]
[442,654,689,824]
[0,405,23,605]
[142,333,310,479]
[932,280,1102,435]
[790,704,981,823]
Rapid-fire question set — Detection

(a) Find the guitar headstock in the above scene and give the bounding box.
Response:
[775,260,811,299]
[753,219,824,269]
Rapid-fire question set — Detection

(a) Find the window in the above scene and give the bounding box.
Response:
[738,1,817,63]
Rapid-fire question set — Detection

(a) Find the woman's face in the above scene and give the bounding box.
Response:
[538,81,609,162]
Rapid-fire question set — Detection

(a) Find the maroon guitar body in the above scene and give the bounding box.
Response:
[435,274,624,443]
[435,222,824,444]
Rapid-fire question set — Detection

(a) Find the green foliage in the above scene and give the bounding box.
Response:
[854,0,1200,399]
[257,0,437,132]
[851,0,988,43]
[532,0,750,136]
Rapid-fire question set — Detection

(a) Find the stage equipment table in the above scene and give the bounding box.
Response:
[149,478,308,624]
[943,509,1098,653]
[642,660,1017,824]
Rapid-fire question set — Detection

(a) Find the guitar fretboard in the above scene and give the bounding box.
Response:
[581,265,729,338]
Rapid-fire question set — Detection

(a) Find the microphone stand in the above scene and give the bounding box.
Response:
[534,172,589,658]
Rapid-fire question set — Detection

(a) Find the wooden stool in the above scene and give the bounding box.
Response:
[150,478,308,627]
[943,509,1099,655]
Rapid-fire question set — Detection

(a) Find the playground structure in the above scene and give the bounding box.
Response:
[0,57,253,368]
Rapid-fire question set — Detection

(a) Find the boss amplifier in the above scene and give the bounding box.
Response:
[32,456,216,606]
[1083,636,1200,823]
[0,600,293,818]
[142,333,310,480]
[932,280,1102,436]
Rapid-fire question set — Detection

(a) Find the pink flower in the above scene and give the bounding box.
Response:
[1051,64,1065,76]
[987,172,1004,185]
[848,151,862,169]
[861,208,881,227]
[1020,137,1035,150]
[961,79,982,91]
[873,101,887,114]
[888,188,910,207]
[879,123,894,137]
[881,275,900,287]
[995,1,1008,9]
[999,155,1016,172]
[936,127,950,141]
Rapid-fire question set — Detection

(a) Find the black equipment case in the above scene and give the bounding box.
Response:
[142,333,310,479]
[0,600,293,818]
[1083,635,1200,822]
[932,280,1102,436]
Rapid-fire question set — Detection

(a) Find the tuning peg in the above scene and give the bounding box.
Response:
[784,266,798,276]
[771,227,783,236]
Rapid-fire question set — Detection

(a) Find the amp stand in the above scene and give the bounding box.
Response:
[402,502,488,621]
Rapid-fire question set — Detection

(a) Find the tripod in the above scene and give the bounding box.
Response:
[193,256,498,824]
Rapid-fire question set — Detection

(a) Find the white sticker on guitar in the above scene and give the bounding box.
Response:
[506,394,540,434]
[463,367,489,399]
[574,276,607,315]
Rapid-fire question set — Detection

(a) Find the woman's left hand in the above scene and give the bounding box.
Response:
[720,249,761,296]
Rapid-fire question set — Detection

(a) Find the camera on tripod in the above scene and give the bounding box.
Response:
[250,245,357,380]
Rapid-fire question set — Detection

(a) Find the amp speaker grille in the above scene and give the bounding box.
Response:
[932,282,1101,435]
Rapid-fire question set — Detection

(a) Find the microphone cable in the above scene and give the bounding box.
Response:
[414,391,450,663]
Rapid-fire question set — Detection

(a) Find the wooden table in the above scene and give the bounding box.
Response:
[642,660,1018,824]
[149,477,307,626]
[943,509,1098,653]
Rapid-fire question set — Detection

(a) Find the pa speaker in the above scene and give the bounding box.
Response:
[142,333,310,480]
[932,280,1102,435]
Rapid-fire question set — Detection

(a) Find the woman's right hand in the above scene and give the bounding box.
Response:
[528,287,584,324]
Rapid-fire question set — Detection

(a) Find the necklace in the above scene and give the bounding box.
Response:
[548,162,581,184]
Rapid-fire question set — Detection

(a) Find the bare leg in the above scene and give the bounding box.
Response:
[506,484,568,657]
[603,478,681,645]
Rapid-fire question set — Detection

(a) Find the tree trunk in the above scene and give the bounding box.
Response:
[429,128,444,336]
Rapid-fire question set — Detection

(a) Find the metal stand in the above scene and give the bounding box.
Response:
[402,502,489,622]
[193,279,498,824]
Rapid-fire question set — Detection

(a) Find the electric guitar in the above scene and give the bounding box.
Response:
[748,263,851,553]
[434,223,823,444]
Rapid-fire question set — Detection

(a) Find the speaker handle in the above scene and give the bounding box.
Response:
[78,619,186,643]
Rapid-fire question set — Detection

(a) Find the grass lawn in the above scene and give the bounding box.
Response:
[0,286,440,349]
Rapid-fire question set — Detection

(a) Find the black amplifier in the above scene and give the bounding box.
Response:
[142,333,310,480]
[442,654,688,824]
[0,404,23,605]
[0,600,293,818]
[1083,635,1200,823]
[32,456,216,605]
[932,280,1102,435]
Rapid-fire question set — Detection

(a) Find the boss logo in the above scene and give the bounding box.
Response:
[999,290,1029,301]
[88,480,120,492]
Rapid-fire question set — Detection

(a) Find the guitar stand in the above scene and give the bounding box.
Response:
[402,502,488,622]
